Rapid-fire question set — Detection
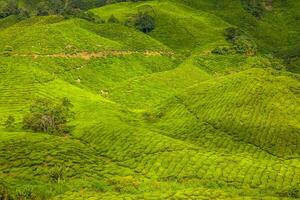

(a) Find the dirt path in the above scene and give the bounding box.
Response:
[13,50,175,60]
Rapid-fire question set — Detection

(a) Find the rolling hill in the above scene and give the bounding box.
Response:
[0,0,299,199]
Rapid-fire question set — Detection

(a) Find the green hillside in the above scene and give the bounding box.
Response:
[0,0,299,199]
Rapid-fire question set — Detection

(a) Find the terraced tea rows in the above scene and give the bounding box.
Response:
[0,0,299,199]
[154,68,300,158]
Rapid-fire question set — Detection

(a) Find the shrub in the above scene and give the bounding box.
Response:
[0,0,18,19]
[68,0,106,10]
[16,8,30,20]
[108,176,140,193]
[131,12,155,33]
[211,46,234,55]
[224,27,257,56]
[278,187,300,198]
[37,2,50,16]
[0,183,10,200]
[49,165,65,182]
[23,97,74,135]
[49,0,65,14]
[241,0,265,19]
[4,115,15,130]
[2,45,13,56]
[234,37,257,55]
[288,187,300,198]
[77,11,100,22]
[224,27,241,42]
[107,14,119,23]
[15,186,35,200]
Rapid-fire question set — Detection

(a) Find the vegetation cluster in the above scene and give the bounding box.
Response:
[0,0,299,199]
[23,98,74,135]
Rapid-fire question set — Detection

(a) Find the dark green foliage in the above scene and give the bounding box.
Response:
[49,0,65,14]
[133,12,155,33]
[107,14,119,23]
[4,115,15,130]
[106,0,146,4]
[0,0,18,19]
[23,98,74,135]
[241,0,266,19]
[224,27,257,55]
[16,8,30,20]
[68,0,106,10]
[77,11,102,23]
[108,176,140,193]
[0,0,30,19]
[0,183,10,200]
[278,187,300,198]
[36,0,65,15]
[288,187,300,198]
[2,45,13,56]
[211,46,234,55]
[0,0,107,18]
[234,36,257,55]
[49,165,65,182]
[225,27,241,42]
[37,2,50,16]
[15,186,35,200]
[37,0,106,15]
[142,111,162,122]
[125,9,155,34]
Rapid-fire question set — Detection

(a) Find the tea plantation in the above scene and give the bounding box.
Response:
[0,0,299,199]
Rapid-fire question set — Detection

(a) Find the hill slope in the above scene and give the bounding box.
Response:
[0,0,299,199]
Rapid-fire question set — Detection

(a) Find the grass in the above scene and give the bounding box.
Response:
[0,0,299,199]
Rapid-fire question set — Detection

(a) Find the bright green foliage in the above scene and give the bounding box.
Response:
[0,0,299,199]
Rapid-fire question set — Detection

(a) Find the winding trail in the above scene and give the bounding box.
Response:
[13,50,176,60]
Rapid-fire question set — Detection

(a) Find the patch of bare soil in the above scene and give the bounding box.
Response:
[13,50,175,60]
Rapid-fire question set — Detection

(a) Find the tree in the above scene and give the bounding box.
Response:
[224,27,257,56]
[23,98,74,135]
[234,36,257,55]
[0,0,18,18]
[37,2,50,16]
[241,0,265,19]
[133,12,155,33]
[49,0,65,14]
[17,8,30,20]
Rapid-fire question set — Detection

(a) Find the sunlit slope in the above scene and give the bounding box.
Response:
[0,16,171,54]
[107,55,211,108]
[176,0,300,53]
[0,17,122,54]
[152,68,300,158]
[0,0,299,199]
[91,1,229,51]
[175,0,300,72]
[0,131,138,199]
[106,51,286,108]
[87,23,171,51]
